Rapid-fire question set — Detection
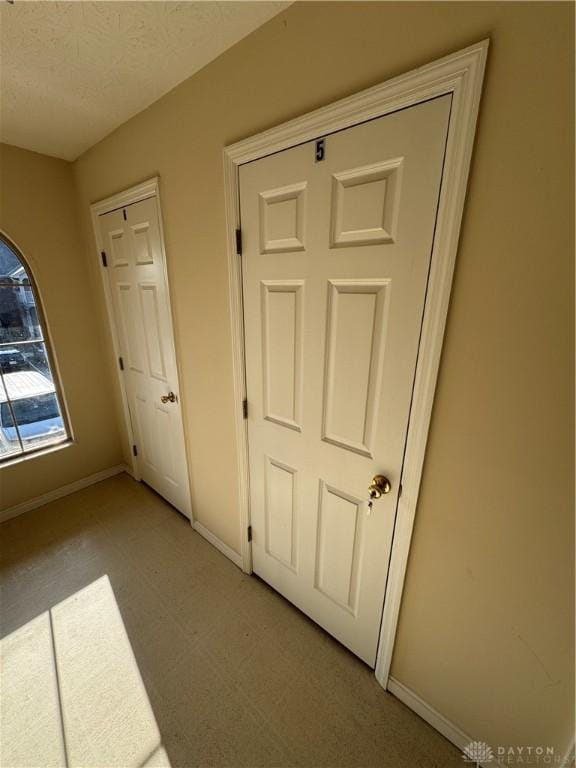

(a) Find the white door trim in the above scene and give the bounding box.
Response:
[90,178,193,519]
[223,41,488,687]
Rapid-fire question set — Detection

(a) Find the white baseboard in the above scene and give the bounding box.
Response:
[387,676,501,768]
[192,520,243,570]
[122,462,136,480]
[388,677,574,768]
[0,465,129,524]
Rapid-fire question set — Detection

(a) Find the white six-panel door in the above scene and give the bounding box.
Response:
[240,96,451,665]
[98,196,191,518]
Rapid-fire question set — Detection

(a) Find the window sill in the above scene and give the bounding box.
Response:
[0,438,75,469]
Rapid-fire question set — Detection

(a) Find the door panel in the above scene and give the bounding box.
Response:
[241,96,451,665]
[99,196,191,518]
[265,456,298,570]
[315,481,365,614]
[261,281,304,431]
[323,280,390,456]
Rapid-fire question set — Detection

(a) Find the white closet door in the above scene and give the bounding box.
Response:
[241,96,451,664]
[99,196,191,518]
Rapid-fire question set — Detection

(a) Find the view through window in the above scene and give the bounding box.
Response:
[0,237,69,461]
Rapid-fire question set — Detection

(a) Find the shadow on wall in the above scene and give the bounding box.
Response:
[0,575,170,767]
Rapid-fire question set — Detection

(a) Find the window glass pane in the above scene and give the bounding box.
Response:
[0,373,23,460]
[0,241,30,284]
[0,343,66,452]
[0,285,42,343]
[0,341,51,377]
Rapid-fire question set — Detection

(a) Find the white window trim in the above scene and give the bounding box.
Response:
[222,40,489,689]
[0,230,75,466]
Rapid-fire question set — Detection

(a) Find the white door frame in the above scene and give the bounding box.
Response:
[90,178,192,519]
[223,41,488,688]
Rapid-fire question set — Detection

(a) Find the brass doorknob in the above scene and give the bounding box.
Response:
[368,475,391,500]
[160,391,177,404]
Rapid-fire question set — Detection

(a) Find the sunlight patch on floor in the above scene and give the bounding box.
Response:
[0,575,169,768]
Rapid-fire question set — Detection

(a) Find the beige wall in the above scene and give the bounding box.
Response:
[73,1,574,758]
[0,144,123,509]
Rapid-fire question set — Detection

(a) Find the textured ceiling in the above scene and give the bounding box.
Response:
[0,1,289,161]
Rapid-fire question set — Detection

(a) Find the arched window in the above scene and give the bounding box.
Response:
[0,235,70,461]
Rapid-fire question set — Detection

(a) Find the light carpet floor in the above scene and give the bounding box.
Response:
[0,473,462,767]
